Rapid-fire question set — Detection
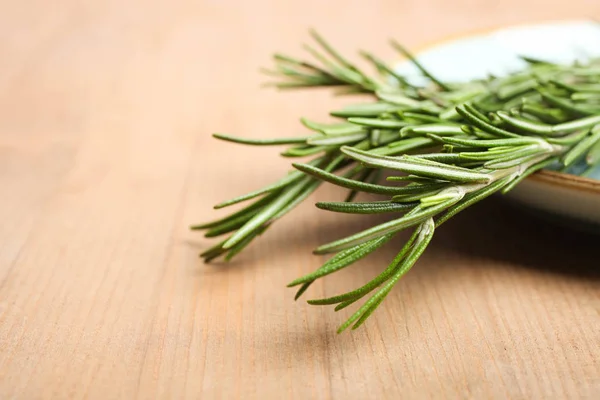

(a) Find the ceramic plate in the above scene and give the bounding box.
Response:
[394,19,600,230]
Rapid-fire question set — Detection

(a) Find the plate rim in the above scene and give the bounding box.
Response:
[403,18,600,194]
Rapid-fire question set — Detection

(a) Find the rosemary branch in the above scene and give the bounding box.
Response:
[193,30,600,333]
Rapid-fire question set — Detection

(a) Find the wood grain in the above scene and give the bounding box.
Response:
[0,1,599,399]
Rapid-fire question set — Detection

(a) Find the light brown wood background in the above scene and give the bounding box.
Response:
[1,1,599,399]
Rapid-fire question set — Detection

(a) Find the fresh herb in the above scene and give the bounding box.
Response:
[193,30,600,333]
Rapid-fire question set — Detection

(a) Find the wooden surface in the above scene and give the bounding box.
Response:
[1,1,599,399]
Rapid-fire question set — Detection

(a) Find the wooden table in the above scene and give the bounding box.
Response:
[1,1,599,399]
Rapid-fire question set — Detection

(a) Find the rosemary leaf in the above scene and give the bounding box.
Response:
[342,147,492,183]
[314,196,459,254]
[316,200,416,214]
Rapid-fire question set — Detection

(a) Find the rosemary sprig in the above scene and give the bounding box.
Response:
[194,32,600,333]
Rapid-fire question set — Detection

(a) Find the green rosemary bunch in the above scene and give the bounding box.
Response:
[193,30,600,333]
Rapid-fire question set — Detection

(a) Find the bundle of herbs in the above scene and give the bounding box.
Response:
[193,31,600,333]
